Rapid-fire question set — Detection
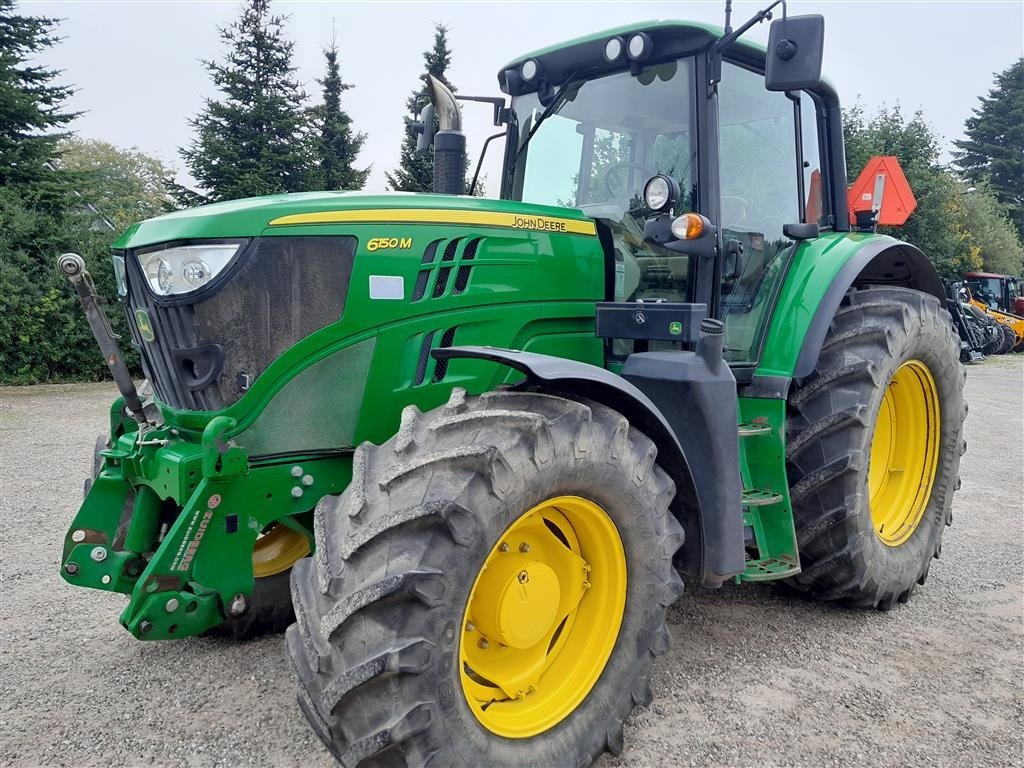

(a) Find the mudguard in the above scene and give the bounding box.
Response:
[794,239,944,378]
[752,233,947,395]
[433,345,745,587]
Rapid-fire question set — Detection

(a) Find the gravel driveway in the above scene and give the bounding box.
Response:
[2,357,1021,767]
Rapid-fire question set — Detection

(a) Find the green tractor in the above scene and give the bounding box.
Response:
[60,5,966,766]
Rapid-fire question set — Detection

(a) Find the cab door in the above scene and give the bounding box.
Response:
[715,60,824,366]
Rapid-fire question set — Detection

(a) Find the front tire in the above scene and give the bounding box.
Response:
[287,388,683,766]
[784,286,965,608]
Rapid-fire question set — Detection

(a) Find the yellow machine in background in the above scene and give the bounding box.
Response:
[965,288,1024,353]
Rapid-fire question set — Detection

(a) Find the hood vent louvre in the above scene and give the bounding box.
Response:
[412,237,483,302]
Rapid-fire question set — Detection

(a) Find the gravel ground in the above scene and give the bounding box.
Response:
[1,356,1022,767]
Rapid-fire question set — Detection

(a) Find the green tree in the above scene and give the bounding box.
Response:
[0,0,78,209]
[961,183,1024,276]
[310,39,368,190]
[844,103,980,278]
[954,59,1024,240]
[0,189,129,383]
[385,23,455,192]
[0,5,140,383]
[56,138,174,229]
[177,0,314,203]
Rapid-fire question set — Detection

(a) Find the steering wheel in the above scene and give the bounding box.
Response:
[603,161,656,199]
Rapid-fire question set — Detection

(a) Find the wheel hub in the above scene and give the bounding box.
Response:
[473,560,562,649]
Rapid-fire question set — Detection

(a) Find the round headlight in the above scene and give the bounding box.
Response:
[520,59,539,81]
[604,37,624,62]
[644,174,674,212]
[627,32,653,61]
[181,259,212,288]
[144,255,174,295]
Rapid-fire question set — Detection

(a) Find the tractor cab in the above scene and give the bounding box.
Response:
[493,18,837,367]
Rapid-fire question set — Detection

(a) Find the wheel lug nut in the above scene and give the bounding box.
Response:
[582,563,592,573]
[498,542,509,553]
[582,581,592,590]
[465,621,475,633]
[518,570,529,584]
[478,638,490,649]
[519,542,530,553]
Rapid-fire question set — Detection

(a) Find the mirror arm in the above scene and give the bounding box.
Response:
[454,94,511,126]
[710,0,787,85]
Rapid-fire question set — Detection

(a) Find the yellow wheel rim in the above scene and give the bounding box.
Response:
[252,524,310,578]
[459,496,626,738]
[868,360,941,547]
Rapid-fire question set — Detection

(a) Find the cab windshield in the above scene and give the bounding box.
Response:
[966,277,1002,308]
[506,59,696,306]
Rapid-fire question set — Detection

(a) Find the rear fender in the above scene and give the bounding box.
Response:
[754,234,946,390]
[795,239,944,378]
[433,345,742,587]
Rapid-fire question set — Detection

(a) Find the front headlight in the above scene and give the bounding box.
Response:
[136,243,242,296]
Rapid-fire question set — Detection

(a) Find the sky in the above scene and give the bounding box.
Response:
[24,0,1024,196]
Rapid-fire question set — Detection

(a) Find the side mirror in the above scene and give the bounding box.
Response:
[414,103,436,152]
[765,14,825,91]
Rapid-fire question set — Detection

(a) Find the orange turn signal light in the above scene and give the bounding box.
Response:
[670,212,707,240]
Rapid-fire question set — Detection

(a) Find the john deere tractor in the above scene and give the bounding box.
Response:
[59,5,966,766]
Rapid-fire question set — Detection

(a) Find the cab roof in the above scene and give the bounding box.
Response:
[502,20,762,70]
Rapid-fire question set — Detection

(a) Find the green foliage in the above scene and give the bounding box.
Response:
[954,59,1024,241]
[0,188,134,384]
[0,0,78,210]
[961,183,1024,276]
[385,24,457,193]
[177,0,315,203]
[309,40,369,191]
[843,103,981,278]
[56,137,174,229]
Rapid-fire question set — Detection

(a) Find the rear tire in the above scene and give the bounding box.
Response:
[287,388,683,766]
[784,286,965,608]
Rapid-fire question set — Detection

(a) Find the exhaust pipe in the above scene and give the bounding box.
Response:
[57,253,148,425]
[426,75,465,196]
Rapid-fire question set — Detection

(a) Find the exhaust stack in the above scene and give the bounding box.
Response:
[426,75,465,195]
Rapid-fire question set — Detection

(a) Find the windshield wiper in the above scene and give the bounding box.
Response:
[506,78,579,189]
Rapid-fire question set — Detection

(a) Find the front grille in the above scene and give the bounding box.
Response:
[125,236,356,411]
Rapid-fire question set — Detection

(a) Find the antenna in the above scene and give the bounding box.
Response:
[724,0,733,34]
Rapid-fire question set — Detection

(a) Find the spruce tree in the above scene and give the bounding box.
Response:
[0,0,78,209]
[311,39,368,190]
[385,24,455,192]
[178,0,314,203]
[954,59,1024,241]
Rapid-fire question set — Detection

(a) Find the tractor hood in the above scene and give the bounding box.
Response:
[114,192,597,250]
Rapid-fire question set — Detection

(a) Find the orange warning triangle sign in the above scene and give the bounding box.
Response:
[847,156,917,226]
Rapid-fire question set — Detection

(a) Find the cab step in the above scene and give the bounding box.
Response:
[737,422,772,437]
[741,489,784,506]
